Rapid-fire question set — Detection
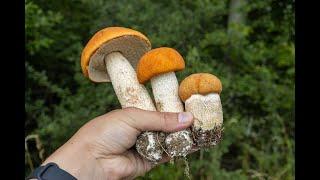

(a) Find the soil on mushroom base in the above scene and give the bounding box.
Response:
[136,132,166,161]
[165,129,193,157]
[191,125,223,147]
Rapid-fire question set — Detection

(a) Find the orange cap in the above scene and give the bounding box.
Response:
[179,73,222,102]
[81,27,151,82]
[136,47,185,84]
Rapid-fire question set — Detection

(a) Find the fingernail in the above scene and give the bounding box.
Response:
[178,112,193,123]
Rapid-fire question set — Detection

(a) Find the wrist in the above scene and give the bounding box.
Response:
[42,132,104,179]
[27,162,76,180]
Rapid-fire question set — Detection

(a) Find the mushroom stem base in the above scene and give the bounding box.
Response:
[136,132,166,162]
[165,129,193,157]
[185,93,223,147]
[192,126,223,147]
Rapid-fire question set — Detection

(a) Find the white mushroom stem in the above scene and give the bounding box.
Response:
[105,52,164,162]
[105,52,156,111]
[185,93,223,147]
[150,72,184,112]
[151,72,193,157]
[185,93,223,130]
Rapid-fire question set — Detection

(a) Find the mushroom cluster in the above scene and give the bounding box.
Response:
[81,26,224,163]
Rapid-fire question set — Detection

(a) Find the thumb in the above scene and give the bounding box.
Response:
[120,107,194,133]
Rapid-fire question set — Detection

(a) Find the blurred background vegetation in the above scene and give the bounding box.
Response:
[25,0,294,179]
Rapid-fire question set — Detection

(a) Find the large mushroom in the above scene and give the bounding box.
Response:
[179,73,223,147]
[136,47,193,158]
[81,27,166,161]
[81,27,156,110]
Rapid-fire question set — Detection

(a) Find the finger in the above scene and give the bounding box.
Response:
[120,107,194,133]
[125,150,153,179]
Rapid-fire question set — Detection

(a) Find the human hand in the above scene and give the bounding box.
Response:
[42,107,194,180]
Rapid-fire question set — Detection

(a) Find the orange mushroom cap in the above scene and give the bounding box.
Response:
[137,47,185,84]
[81,27,151,82]
[179,73,222,102]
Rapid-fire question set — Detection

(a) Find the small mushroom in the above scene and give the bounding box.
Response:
[136,47,193,158]
[81,27,156,110]
[179,73,223,147]
[137,47,185,112]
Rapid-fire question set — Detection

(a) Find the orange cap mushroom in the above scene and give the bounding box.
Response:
[179,73,223,147]
[179,73,222,102]
[82,27,162,162]
[81,27,151,82]
[136,47,185,84]
[136,47,193,158]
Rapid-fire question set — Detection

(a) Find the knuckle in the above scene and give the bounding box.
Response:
[122,107,138,113]
[160,113,170,131]
[109,108,122,114]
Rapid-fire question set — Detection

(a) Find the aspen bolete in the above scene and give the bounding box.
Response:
[81,27,156,110]
[81,27,166,161]
[136,47,193,158]
[179,73,223,147]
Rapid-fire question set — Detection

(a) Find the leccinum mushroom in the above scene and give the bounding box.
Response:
[81,27,165,161]
[81,27,156,110]
[136,47,193,158]
[179,73,223,147]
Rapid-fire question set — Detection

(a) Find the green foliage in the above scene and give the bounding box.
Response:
[26,0,294,179]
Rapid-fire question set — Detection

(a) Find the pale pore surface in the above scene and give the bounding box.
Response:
[105,52,156,111]
[88,36,150,82]
[151,72,184,113]
[185,93,223,130]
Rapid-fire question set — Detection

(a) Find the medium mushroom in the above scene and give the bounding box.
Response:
[81,27,165,161]
[136,47,193,158]
[81,26,156,110]
[179,73,223,147]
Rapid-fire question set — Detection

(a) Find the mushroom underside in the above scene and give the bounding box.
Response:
[88,35,150,82]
